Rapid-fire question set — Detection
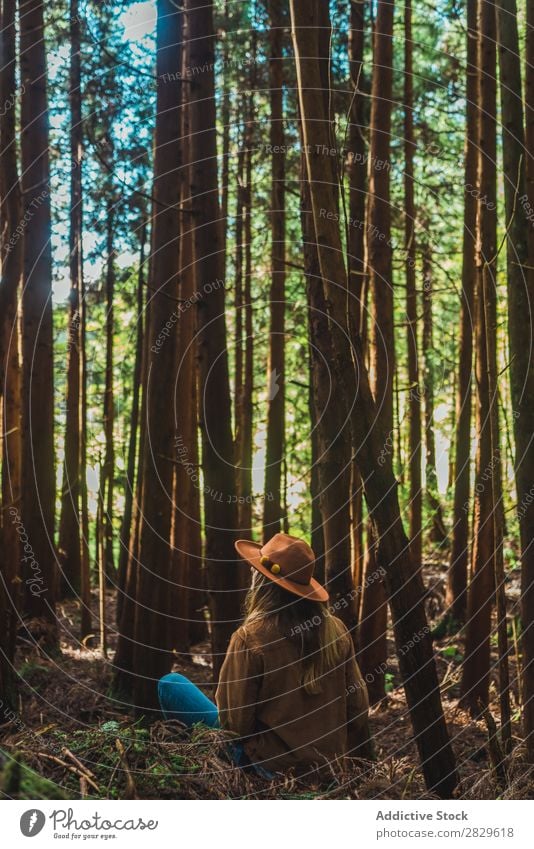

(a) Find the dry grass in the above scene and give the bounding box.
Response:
[1,565,534,800]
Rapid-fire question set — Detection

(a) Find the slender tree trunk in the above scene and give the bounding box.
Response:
[235,85,254,537]
[481,185,511,752]
[291,0,458,797]
[241,138,254,538]
[113,291,151,698]
[179,19,207,646]
[58,0,83,599]
[79,266,91,639]
[422,244,447,546]
[19,0,57,640]
[186,0,244,677]
[116,226,145,624]
[0,0,23,707]
[263,0,286,540]
[460,0,499,713]
[103,209,115,583]
[348,1,367,597]
[220,0,230,270]
[350,460,364,597]
[178,191,206,648]
[403,0,422,572]
[309,385,325,586]
[348,0,366,321]
[234,115,245,474]
[301,154,326,586]
[448,0,478,625]
[357,0,395,703]
[496,0,534,755]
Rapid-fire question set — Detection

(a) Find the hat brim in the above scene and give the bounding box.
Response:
[235,539,329,603]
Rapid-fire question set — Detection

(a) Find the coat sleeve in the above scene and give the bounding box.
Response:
[345,642,372,755]
[215,628,263,739]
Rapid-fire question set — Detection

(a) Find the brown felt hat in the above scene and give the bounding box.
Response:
[235,533,329,603]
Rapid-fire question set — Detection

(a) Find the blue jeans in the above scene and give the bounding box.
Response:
[158,673,220,728]
[157,672,247,767]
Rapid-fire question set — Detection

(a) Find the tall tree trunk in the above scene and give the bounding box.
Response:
[103,208,115,583]
[58,0,83,600]
[220,0,230,270]
[241,139,254,538]
[290,0,458,797]
[422,244,447,545]
[186,0,244,678]
[309,382,325,586]
[301,156,358,634]
[448,0,478,625]
[19,0,57,641]
[460,0,499,713]
[481,177,511,752]
[348,1,367,597]
[127,0,183,713]
[497,0,534,755]
[403,0,422,572]
[179,19,206,646]
[0,0,23,707]
[297,5,357,632]
[263,0,286,540]
[169,47,206,651]
[357,0,395,703]
[79,263,91,639]
[347,0,366,320]
[113,288,151,698]
[234,114,245,485]
[235,85,254,538]
[116,227,145,624]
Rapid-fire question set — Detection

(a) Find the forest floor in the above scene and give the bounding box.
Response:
[1,560,534,800]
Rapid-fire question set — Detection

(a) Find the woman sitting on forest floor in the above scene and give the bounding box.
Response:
[158,533,372,777]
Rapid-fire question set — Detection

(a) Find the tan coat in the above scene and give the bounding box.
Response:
[215,615,369,774]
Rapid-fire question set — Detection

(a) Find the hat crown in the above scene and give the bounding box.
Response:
[260,533,315,586]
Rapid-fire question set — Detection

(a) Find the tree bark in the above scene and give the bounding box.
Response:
[235,77,254,538]
[460,0,499,714]
[58,0,83,600]
[422,243,447,546]
[0,0,23,707]
[497,0,534,755]
[186,0,244,678]
[348,2,367,598]
[290,0,458,797]
[263,0,286,540]
[128,0,183,713]
[19,0,57,640]
[116,226,145,624]
[103,207,115,583]
[347,0,366,325]
[403,0,422,573]
[113,288,151,698]
[357,0,395,703]
[301,157,358,635]
[448,0,478,625]
[169,45,206,652]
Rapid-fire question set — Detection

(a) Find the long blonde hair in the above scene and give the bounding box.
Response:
[243,571,345,694]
